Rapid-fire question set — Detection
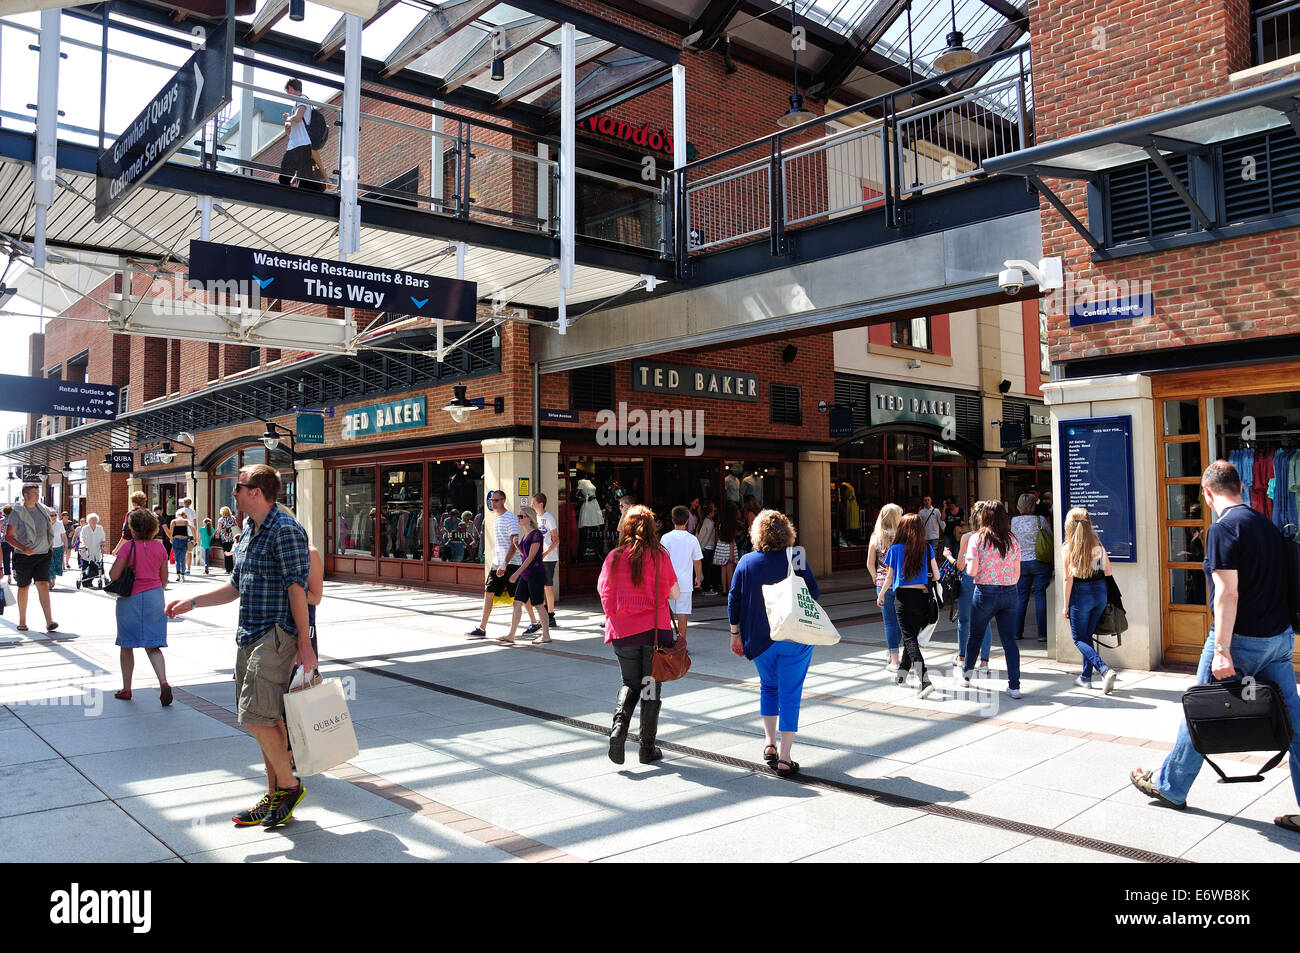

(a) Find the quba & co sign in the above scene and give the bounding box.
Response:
[578,113,699,161]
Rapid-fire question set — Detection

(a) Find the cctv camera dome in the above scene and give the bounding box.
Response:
[999,267,1024,296]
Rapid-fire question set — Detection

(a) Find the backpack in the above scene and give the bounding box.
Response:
[1283,523,1300,633]
[1034,516,1053,563]
[307,107,329,149]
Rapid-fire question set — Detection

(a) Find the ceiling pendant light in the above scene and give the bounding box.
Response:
[777,0,816,129]
[933,0,977,73]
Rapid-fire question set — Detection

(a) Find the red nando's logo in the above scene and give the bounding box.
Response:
[578,113,699,161]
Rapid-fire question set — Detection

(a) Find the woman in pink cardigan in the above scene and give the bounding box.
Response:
[598,505,680,766]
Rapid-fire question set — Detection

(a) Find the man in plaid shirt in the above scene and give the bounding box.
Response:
[166,464,315,829]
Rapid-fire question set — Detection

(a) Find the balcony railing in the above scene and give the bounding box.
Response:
[671,46,1033,265]
[1254,0,1300,65]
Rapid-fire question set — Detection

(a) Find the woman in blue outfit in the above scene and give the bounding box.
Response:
[728,509,818,778]
[1061,507,1119,694]
[963,501,1024,699]
[866,503,903,671]
[953,501,992,678]
[877,513,942,699]
[1011,493,1053,642]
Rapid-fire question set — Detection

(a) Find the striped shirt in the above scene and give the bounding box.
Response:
[229,506,310,646]
[492,510,522,568]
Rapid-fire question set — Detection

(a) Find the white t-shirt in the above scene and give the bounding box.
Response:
[661,529,703,595]
[1011,514,1048,562]
[538,510,559,563]
[287,98,313,150]
[177,505,197,530]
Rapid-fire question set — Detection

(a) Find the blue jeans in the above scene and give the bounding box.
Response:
[172,538,189,576]
[1016,558,1053,640]
[753,640,814,732]
[956,570,990,662]
[1068,578,1110,679]
[1158,628,1300,807]
[967,584,1021,690]
[880,588,901,652]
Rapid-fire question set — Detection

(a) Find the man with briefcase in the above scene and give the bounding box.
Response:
[1130,461,1300,834]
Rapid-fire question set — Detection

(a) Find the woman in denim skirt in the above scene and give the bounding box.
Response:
[110,508,173,705]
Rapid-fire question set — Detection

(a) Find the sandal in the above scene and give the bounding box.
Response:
[1274,815,1300,834]
[16,624,28,632]
[772,759,800,778]
[762,744,779,766]
[46,622,58,632]
[495,637,517,646]
[160,684,173,707]
[114,689,132,700]
[1129,768,1186,810]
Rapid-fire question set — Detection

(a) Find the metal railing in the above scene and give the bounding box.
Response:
[1255,0,1300,65]
[672,46,1033,262]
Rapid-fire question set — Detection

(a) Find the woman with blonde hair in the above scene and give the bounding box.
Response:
[216,505,238,574]
[598,504,680,764]
[954,501,993,677]
[729,510,820,776]
[866,503,904,671]
[500,505,551,646]
[1062,507,1119,693]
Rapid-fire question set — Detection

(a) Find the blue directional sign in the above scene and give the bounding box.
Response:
[1068,292,1154,327]
[1059,416,1137,561]
[0,373,119,421]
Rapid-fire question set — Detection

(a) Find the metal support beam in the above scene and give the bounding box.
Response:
[198,196,213,240]
[381,0,500,79]
[672,62,686,174]
[247,0,289,44]
[441,18,554,95]
[1120,134,1204,155]
[1026,174,1106,254]
[340,14,363,257]
[1142,145,1213,230]
[317,0,402,61]
[559,22,575,290]
[493,37,614,107]
[33,8,61,270]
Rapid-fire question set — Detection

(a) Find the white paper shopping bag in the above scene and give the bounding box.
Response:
[283,674,359,776]
[763,548,840,646]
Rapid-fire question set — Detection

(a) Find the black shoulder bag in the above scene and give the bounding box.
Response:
[103,542,138,598]
[1182,671,1294,783]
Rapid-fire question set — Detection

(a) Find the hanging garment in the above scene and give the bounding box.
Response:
[840,482,860,531]
[741,472,764,508]
[724,473,741,504]
[1253,452,1273,519]
[576,479,603,528]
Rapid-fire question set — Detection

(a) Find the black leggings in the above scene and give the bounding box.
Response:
[894,587,932,686]
[613,643,660,701]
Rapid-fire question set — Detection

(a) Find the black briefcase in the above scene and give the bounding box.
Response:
[1181,675,1294,783]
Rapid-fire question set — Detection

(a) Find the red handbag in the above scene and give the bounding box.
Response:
[649,554,691,682]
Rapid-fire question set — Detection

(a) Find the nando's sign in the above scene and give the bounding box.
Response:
[578,113,699,161]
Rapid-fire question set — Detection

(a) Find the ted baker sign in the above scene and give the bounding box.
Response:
[632,360,758,402]
[868,383,954,427]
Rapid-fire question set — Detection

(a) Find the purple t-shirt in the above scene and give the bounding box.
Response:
[518,529,546,581]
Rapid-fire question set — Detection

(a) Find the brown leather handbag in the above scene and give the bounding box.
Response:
[650,554,691,682]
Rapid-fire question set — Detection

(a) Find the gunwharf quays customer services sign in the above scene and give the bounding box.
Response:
[188,241,478,321]
[342,397,427,439]
[631,361,758,402]
[1059,416,1137,561]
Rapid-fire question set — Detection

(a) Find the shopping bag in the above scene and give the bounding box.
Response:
[764,548,840,646]
[0,579,12,614]
[283,670,359,776]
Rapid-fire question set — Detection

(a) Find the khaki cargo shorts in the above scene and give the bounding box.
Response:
[234,625,299,727]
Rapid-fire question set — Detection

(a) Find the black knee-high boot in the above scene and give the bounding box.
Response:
[638,699,663,763]
[609,686,638,764]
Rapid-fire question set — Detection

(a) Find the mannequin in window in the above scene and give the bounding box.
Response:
[840,482,860,544]
[741,469,764,508]
[575,473,604,561]
[724,469,741,505]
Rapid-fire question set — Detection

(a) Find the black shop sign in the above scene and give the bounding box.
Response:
[632,361,758,402]
[0,373,119,420]
[188,240,478,321]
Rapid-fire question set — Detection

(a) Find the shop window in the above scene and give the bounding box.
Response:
[888,433,930,461]
[568,457,644,563]
[833,464,881,547]
[380,465,424,560]
[428,459,484,564]
[1162,400,1200,436]
[839,434,884,459]
[1164,441,1202,479]
[332,466,376,556]
[571,366,614,412]
[771,384,802,425]
[891,317,930,351]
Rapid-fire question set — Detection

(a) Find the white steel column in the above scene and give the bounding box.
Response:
[672,62,686,173]
[431,99,444,209]
[198,196,213,239]
[33,9,61,270]
[239,60,254,169]
[558,23,575,291]
[339,14,363,258]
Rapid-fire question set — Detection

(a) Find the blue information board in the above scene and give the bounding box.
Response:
[1058,415,1137,562]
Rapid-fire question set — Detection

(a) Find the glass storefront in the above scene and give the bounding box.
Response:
[1001,443,1052,513]
[208,445,296,523]
[831,432,974,569]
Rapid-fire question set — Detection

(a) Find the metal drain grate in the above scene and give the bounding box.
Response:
[338,656,1191,864]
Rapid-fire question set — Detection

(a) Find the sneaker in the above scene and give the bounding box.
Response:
[1102,669,1118,695]
[961,673,973,688]
[886,660,899,673]
[466,627,487,639]
[1007,687,1023,699]
[232,793,275,826]
[918,683,936,700]
[523,622,542,635]
[1074,675,1092,689]
[892,672,906,686]
[262,783,305,828]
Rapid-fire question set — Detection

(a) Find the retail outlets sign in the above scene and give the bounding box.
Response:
[1059,416,1137,562]
[0,373,118,420]
[868,383,954,428]
[631,361,758,402]
[188,241,478,321]
[342,397,427,439]
[1068,293,1155,327]
[95,22,233,222]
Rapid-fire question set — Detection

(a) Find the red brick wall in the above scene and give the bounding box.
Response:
[1030,0,1300,365]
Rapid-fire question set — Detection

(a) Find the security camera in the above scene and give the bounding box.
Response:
[999,266,1024,295]
[1001,257,1064,295]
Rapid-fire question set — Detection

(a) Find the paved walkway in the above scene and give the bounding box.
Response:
[1,571,1297,863]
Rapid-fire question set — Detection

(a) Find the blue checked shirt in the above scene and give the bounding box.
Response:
[229,506,310,647]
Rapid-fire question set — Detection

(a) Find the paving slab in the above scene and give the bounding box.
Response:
[918,727,1089,780]
[796,813,1033,863]
[0,725,59,767]
[69,735,270,798]
[1057,799,1227,857]
[0,757,107,819]
[0,800,176,863]
[602,805,866,863]
[35,706,243,758]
